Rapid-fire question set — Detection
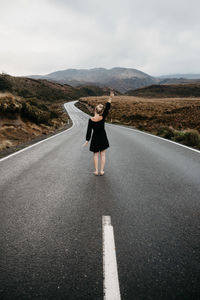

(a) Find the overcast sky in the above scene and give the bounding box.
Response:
[0,0,199,76]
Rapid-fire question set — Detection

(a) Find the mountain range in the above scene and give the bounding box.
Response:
[29,67,157,93]
[158,74,200,79]
[28,67,200,93]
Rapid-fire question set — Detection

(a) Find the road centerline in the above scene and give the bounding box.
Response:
[102,215,121,300]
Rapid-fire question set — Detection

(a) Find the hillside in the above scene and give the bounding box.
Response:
[126,84,200,98]
[0,74,114,101]
[28,67,157,93]
[0,74,113,155]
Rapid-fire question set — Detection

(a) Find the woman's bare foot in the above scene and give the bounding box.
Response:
[100,171,104,176]
[93,170,98,176]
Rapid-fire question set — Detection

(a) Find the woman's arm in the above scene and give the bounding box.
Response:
[86,118,92,141]
[102,90,114,118]
[83,118,92,146]
[102,102,111,118]
[108,90,114,103]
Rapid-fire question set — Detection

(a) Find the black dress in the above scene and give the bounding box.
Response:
[86,102,111,152]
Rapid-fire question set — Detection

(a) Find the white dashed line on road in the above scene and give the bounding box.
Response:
[102,216,121,300]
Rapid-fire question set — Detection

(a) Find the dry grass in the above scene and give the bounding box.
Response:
[78,95,200,149]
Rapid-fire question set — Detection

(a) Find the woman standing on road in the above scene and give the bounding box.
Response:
[83,91,114,176]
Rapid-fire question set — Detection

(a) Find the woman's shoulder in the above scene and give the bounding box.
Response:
[90,116,103,122]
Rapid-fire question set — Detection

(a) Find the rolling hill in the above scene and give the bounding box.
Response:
[28,67,158,93]
[125,84,200,98]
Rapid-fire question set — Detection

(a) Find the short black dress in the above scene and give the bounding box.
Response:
[86,102,111,152]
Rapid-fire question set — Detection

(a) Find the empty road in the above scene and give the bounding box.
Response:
[0,100,200,300]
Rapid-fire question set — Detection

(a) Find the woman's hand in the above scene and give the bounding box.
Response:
[110,90,114,97]
[82,141,88,147]
[108,90,114,103]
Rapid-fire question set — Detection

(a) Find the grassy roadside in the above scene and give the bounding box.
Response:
[152,127,200,150]
[75,98,200,151]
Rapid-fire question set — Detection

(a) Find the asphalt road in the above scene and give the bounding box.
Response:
[0,100,200,300]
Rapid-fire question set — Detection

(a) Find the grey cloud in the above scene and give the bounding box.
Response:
[0,0,199,76]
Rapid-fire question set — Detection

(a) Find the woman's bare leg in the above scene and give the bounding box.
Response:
[93,152,99,175]
[100,150,106,174]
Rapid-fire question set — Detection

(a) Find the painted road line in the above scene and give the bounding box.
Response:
[102,216,121,300]
[0,101,77,163]
[105,123,200,154]
[111,124,200,154]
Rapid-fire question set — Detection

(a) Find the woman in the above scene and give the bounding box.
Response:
[83,91,114,176]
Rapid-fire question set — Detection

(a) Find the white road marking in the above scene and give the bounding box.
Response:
[102,216,121,300]
[0,101,78,163]
[107,123,200,154]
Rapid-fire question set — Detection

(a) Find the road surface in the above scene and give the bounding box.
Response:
[0,100,200,300]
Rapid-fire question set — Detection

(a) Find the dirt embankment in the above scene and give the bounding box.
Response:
[0,93,69,153]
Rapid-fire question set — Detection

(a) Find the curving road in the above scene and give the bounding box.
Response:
[0,100,200,300]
